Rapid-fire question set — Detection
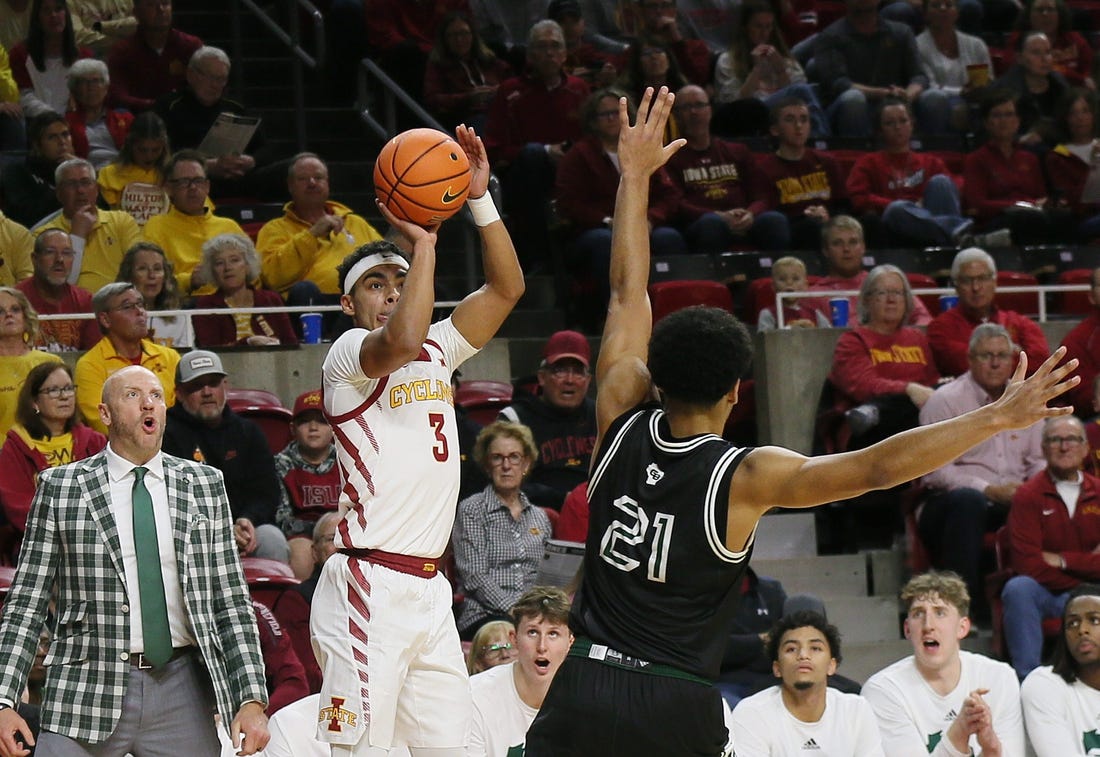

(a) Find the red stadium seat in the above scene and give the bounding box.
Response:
[542,507,559,535]
[1054,268,1094,316]
[648,280,734,324]
[906,272,940,316]
[994,271,1040,316]
[745,275,823,325]
[454,380,513,427]
[241,556,300,612]
[226,388,294,454]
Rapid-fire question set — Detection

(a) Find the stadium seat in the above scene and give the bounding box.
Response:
[902,486,931,574]
[1054,268,1094,316]
[994,271,1040,316]
[226,388,294,454]
[542,507,559,535]
[241,556,300,611]
[648,280,734,324]
[745,275,823,325]
[905,272,940,315]
[455,380,513,427]
[985,527,1062,660]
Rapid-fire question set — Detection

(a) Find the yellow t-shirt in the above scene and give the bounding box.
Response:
[18,426,76,469]
[97,163,162,208]
[0,350,63,438]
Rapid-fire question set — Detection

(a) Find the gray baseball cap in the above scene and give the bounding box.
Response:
[176,350,227,385]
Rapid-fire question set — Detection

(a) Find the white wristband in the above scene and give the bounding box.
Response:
[468,193,500,227]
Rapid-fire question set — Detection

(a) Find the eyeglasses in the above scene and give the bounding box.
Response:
[488,452,524,467]
[110,300,145,313]
[1044,435,1085,446]
[38,384,77,398]
[955,273,995,286]
[870,289,905,299]
[481,642,514,658]
[971,351,1014,363]
[37,248,75,259]
[168,176,209,188]
[530,41,565,52]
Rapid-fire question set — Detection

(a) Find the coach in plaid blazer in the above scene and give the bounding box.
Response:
[0,366,269,755]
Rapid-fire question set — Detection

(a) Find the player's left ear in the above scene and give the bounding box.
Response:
[956,615,971,640]
[827,658,837,677]
[726,379,741,406]
[772,661,781,679]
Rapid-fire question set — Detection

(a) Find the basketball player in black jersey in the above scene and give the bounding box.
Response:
[523,86,1080,756]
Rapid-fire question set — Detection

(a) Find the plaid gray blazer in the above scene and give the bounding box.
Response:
[0,451,268,744]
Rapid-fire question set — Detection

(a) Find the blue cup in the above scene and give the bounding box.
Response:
[828,297,849,327]
[939,294,959,312]
[300,313,322,344]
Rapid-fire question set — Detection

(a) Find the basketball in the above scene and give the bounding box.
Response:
[373,128,472,227]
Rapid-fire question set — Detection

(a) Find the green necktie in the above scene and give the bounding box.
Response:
[132,466,172,667]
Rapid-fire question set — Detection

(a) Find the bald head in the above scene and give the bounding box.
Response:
[99,366,168,464]
[102,365,161,405]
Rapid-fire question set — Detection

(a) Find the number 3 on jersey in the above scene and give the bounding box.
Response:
[599,495,675,583]
[428,412,449,462]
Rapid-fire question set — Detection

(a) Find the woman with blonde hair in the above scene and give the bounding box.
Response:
[467,619,518,675]
[0,286,62,437]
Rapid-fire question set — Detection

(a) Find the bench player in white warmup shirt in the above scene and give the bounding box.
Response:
[467,587,572,757]
[311,124,524,757]
[1021,584,1100,756]
[731,610,884,756]
[863,572,1025,757]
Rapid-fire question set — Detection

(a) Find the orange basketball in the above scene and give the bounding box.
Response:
[373,128,471,227]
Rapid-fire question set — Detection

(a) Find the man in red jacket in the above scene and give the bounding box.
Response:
[1002,415,1100,679]
[926,246,1049,378]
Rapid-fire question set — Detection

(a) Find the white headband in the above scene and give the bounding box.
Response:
[342,251,410,294]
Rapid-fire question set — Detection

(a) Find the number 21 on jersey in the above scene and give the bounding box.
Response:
[599,495,675,583]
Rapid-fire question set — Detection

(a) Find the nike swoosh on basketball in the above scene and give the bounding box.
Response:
[1042,509,1056,515]
[441,187,463,204]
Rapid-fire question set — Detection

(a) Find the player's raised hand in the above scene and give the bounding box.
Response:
[455,124,490,200]
[989,346,1078,430]
[617,86,685,179]
[375,199,439,251]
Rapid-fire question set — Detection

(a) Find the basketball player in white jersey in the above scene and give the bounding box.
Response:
[525,87,1080,755]
[312,124,524,757]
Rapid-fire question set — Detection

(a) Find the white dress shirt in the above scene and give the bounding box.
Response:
[105,444,196,652]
